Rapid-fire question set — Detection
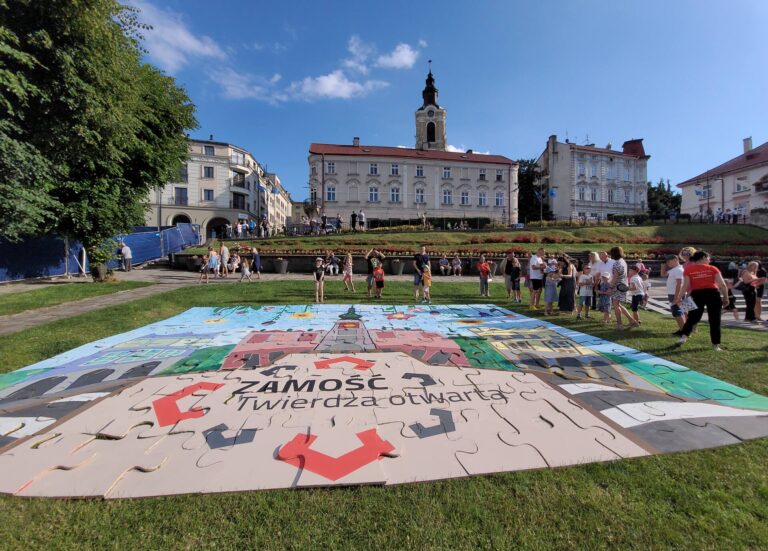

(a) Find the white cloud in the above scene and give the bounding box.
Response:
[209,68,285,103]
[446,144,465,153]
[418,39,428,48]
[132,0,226,73]
[376,43,419,69]
[288,70,388,100]
[343,35,375,74]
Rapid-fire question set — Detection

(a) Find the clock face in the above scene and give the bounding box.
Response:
[427,109,435,117]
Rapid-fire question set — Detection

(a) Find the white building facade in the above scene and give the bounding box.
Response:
[678,137,768,219]
[536,135,649,221]
[307,69,519,226]
[145,138,291,237]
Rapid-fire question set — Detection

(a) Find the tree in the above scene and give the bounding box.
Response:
[0,0,197,248]
[647,178,681,218]
[516,158,552,223]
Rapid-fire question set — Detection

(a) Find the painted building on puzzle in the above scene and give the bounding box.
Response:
[145,138,292,238]
[307,68,520,226]
[535,134,650,221]
[678,137,768,220]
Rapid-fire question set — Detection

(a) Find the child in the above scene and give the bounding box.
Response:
[477,255,491,297]
[200,247,218,284]
[421,265,432,303]
[239,255,252,282]
[372,260,385,299]
[641,272,651,309]
[628,266,644,325]
[342,253,355,292]
[597,272,612,323]
[543,259,561,315]
[576,265,594,319]
[312,257,326,303]
[724,279,740,320]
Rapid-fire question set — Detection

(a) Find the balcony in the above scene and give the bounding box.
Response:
[231,175,247,189]
[230,154,249,174]
[754,176,768,193]
[168,197,188,206]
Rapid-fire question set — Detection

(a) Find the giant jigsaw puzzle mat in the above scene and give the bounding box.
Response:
[1,304,766,498]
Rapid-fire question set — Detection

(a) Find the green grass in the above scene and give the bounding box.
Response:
[0,281,151,317]
[184,224,768,258]
[0,281,766,550]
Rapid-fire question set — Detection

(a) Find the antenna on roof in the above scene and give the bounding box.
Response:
[584,133,590,145]
[428,59,432,72]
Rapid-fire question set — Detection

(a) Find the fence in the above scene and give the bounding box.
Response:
[0,224,201,283]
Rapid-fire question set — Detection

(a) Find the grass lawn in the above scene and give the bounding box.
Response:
[184,224,768,259]
[0,280,766,549]
[0,281,151,317]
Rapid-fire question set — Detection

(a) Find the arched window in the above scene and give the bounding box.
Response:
[427,122,436,143]
[415,188,425,204]
[390,187,400,203]
[478,191,487,206]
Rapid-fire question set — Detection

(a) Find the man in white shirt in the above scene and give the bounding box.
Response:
[359,210,366,231]
[591,251,615,321]
[528,247,546,309]
[120,242,132,272]
[664,254,686,330]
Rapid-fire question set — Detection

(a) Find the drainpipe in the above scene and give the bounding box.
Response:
[321,153,326,217]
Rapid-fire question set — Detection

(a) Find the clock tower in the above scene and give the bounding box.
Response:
[415,62,447,151]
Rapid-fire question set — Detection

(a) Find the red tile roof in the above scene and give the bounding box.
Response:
[678,140,768,187]
[568,139,649,159]
[309,143,516,165]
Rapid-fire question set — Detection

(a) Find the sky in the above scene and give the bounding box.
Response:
[131,0,768,200]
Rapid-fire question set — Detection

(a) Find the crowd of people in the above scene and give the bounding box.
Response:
[222,219,283,239]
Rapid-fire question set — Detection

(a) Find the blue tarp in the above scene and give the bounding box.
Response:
[0,224,200,282]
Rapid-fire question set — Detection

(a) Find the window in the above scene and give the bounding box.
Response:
[495,191,504,207]
[231,152,245,165]
[415,188,425,204]
[591,212,599,219]
[590,188,597,201]
[735,177,749,192]
[416,165,424,177]
[443,167,451,178]
[232,193,246,210]
[326,186,336,202]
[461,191,470,205]
[608,189,614,203]
[204,145,214,156]
[478,191,487,206]
[203,166,214,178]
[311,164,317,176]
[578,212,586,218]
[327,161,335,174]
[607,165,615,179]
[203,189,214,201]
[174,187,188,206]
[368,186,379,202]
[496,169,503,182]
[624,166,631,181]
[310,188,317,204]
[442,189,452,205]
[591,164,597,177]
[624,190,630,203]
[479,169,486,181]
[179,164,188,183]
[427,122,436,142]
[390,187,400,202]
[369,163,378,175]
[577,162,585,176]
[391,163,399,176]
[578,187,585,201]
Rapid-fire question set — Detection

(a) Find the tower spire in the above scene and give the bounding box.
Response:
[421,61,439,108]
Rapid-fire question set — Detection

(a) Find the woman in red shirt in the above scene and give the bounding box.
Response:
[477,254,492,298]
[674,251,729,350]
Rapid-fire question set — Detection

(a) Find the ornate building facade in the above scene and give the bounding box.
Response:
[308,69,519,226]
[536,135,650,221]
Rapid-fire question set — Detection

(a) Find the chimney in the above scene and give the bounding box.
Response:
[209,134,213,141]
[353,137,360,147]
[467,149,473,154]
[743,137,753,153]
[606,143,612,150]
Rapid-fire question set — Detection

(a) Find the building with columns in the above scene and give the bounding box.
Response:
[145,138,291,238]
[678,137,768,220]
[536,135,649,221]
[308,69,519,226]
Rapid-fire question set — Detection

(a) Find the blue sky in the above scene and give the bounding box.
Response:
[133,0,768,200]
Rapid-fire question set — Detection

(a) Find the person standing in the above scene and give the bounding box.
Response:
[342,253,355,292]
[664,254,686,332]
[740,261,766,323]
[373,261,385,299]
[756,261,766,321]
[558,257,576,315]
[120,242,133,272]
[359,209,366,231]
[421,265,433,303]
[674,251,729,350]
[312,257,326,303]
[336,214,343,232]
[351,210,358,232]
[413,245,430,301]
[251,248,261,280]
[609,246,638,330]
[528,247,546,310]
[219,242,230,278]
[504,253,522,302]
[576,264,594,319]
[477,254,492,298]
[365,248,385,297]
[628,265,645,325]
